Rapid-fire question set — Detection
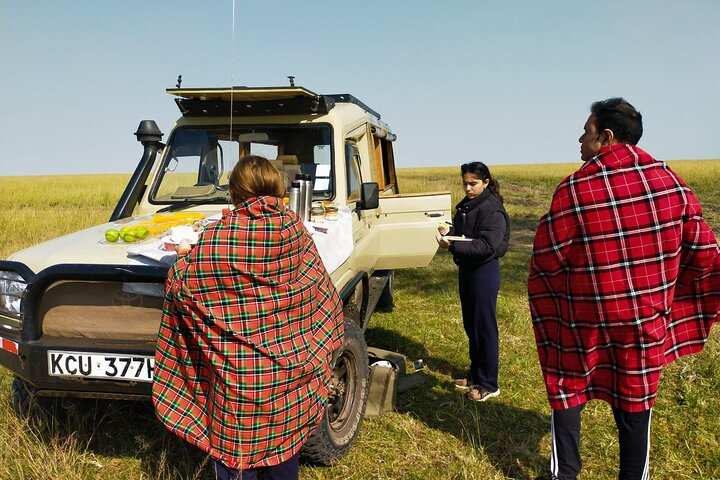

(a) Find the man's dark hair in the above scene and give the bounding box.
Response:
[591,97,643,145]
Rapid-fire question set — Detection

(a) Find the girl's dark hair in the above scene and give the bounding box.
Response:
[461,161,503,203]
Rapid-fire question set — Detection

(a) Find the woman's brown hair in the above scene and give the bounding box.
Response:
[228,155,286,205]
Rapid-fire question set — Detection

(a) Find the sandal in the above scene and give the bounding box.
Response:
[453,378,473,390]
[466,387,500,402]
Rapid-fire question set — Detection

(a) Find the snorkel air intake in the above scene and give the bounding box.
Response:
[109,121,164,221]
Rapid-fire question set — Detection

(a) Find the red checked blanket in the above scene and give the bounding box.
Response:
[529,144,720,412]
[153,196,344,469]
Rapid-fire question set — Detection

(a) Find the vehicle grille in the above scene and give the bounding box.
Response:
[40,280,164,341]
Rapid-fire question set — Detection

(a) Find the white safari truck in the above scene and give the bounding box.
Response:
[0,85,450,463]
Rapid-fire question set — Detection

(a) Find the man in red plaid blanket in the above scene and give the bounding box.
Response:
[528,98,720,480]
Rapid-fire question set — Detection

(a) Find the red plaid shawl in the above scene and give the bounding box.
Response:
[153,196,344,469]
[529,144,720,412]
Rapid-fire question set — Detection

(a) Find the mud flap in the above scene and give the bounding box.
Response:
[365,347,426,417]
[366,363,397,417]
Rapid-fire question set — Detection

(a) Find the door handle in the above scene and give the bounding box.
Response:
[425,212,445,218]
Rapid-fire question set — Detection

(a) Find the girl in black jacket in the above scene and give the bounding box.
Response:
[437,161,509,401]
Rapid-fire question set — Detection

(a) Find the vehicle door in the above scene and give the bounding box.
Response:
[370,136,451,269]
[344,140,375,273]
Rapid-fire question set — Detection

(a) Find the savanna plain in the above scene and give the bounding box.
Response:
[0,161,718,479]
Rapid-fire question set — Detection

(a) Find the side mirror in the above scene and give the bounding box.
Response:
[358,182,379,210]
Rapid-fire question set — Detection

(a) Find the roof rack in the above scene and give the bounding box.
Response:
[323,94,380,119]
[167,86,380,119]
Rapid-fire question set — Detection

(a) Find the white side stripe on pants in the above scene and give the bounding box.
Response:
[640,409,652,480]
[550,409,558,478]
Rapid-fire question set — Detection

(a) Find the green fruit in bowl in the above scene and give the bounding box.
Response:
[135,226,149,239]
[105,228,120,242]
[122,232,138,243]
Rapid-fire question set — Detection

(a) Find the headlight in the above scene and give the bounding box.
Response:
[0,271,27,318]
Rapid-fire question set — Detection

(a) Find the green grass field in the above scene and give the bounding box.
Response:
[0,160,718,479]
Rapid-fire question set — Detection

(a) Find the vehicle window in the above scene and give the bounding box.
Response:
[345,141,362,202]
[151,124,333,204]
[313,145,332,193]
[380,139,397,190]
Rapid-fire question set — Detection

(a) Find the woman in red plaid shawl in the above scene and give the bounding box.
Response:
[529,98,720,480]
[153,155,344,480]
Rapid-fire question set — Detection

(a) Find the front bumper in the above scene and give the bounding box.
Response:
[0,261,167,400]
[0,334,155,399]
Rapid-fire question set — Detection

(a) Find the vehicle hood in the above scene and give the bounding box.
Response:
[7,216,173,275]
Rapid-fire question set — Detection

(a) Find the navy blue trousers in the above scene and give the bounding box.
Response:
[458,259,500,391]
[550,404,651,480]
[212,453,299,480]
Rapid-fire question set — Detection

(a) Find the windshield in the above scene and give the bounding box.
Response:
[150,124,334,205]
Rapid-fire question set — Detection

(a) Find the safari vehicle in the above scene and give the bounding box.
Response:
[0,84,450,463]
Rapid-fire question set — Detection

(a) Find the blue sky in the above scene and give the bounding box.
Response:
[1,1,719,176]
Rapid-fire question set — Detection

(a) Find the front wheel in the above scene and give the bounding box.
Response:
[11,377,62,428]
[301,321,369,465]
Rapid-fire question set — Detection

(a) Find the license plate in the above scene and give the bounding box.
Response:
[48,350,154,382]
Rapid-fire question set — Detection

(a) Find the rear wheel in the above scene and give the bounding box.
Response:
[301,321,369,464]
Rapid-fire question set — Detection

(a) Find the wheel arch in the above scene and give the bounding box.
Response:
[338,271,370,331]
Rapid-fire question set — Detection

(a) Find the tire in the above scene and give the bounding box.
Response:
[343,276,370,330]
[301,321,369,465]
[376,270,395,312]
[11,377,61,428]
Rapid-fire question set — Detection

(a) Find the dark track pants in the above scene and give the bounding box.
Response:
[549,404,651,480]
[458,259,500,391]
[213,453,299,480]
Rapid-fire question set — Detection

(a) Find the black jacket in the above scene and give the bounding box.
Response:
[449,189,510,268]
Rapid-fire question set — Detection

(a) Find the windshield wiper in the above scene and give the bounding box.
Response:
[156,195,230,213]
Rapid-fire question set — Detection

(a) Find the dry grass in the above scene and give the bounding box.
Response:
[0,175,129,259]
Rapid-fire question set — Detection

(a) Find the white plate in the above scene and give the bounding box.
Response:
[442,236,473,242]
[163,225,201,245]
[48,350,155,382]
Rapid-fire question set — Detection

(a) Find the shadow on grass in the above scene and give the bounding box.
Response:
[405,377,548,480]
[366,326,548,479]
[24,398,212,479]
[366,325,461,379]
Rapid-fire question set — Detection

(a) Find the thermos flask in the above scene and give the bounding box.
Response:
[288,180,301,215]
[302,174,313,221]
[294,174,308,222]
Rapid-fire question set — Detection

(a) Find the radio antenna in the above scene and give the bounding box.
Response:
[229,0,236,160]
